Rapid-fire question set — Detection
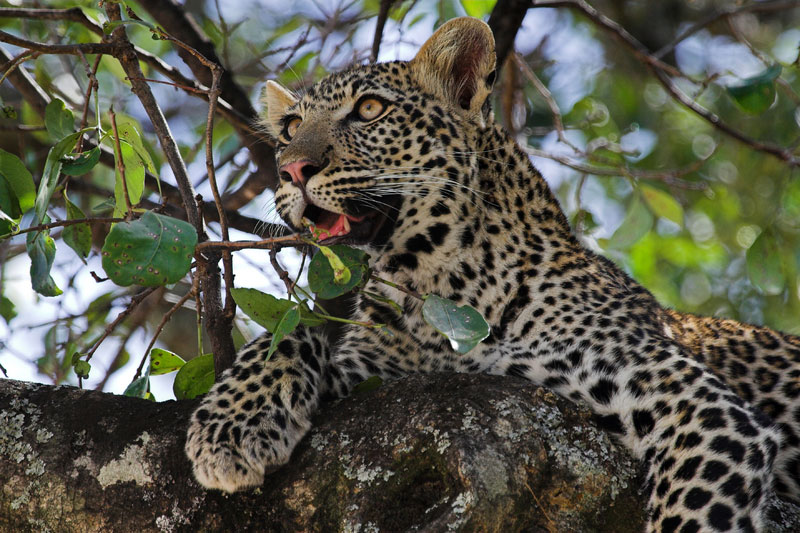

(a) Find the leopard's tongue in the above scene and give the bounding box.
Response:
[312,212,364,240]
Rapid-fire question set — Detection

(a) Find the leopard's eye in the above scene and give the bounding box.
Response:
[283,117,302,140]
[357,98,384,121]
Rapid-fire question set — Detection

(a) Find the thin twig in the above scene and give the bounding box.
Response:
[195,234,306,252]
[0,30,116,55]
[10,217,123,236]
[109,107,134,219]
[133,280,198,380]
[524,146,709,190]
[532,0,800,167]
[370,0,395,62]
[203,65,236,319]
[270,245,296,295]
[654,0,800,59]
[85,288,158,362]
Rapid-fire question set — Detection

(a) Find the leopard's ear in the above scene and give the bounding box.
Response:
[261,80,299,137]
[410,17,496,124]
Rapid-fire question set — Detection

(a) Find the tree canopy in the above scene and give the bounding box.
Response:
[0,0,799,400]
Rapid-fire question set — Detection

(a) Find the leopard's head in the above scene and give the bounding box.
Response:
[262,17,496,261]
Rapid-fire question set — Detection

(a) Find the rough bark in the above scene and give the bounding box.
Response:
[1,374,798,532]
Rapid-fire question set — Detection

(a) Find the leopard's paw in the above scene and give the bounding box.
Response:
[185,404,303,492]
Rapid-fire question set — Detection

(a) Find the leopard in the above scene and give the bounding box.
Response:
[186,17,800,532]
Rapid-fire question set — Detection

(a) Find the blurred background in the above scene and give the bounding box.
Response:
[1,0,798,400]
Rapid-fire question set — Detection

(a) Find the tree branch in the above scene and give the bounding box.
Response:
[532,0,800,167]
[488,0,532,70]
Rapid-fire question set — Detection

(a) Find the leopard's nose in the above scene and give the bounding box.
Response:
[279,159,324,188]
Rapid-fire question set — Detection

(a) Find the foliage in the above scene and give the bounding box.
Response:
[0,0,798,400]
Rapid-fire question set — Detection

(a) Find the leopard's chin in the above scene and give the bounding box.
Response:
[301,194,401,248]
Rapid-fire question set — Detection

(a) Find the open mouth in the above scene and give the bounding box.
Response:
[301,197,400,246]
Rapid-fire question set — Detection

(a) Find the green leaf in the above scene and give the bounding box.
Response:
[746,228,785,295]
[149,348,186,375]
[266,306,301,360]
[726,64,781,115]
[61,147,101,176]
[640,184,683,226]
[44,98,74,141]
[460,0,496,18]
[62,190,91,260]
[0,148,35,214]
[230,288,325,331]
[606,194,654,250]
[35,130,90,227]
[352,376,383,394]
[26,226,62,296]
[124,376,149,399]
[101,212,197,287]
[421,294,490,354]
[112,141,146,217]
[308,245,369,299]
[1,295,17,323]
[173,353,215,400]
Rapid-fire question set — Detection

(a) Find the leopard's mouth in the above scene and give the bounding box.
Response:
[301,195,400,246]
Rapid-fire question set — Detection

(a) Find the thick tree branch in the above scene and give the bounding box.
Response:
[488,0,532,70]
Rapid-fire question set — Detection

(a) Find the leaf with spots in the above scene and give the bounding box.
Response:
[231,288,325,332]
[308,245,370,299]
[421,294,490,354]
[149,348,186,376]
[101,212,197,287]
[173,353,215,400]
[266,306,301,361]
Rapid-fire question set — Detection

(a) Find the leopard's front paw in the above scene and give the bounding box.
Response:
[185,402,307,492]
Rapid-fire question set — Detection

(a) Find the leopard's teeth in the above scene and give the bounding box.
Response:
[301,216,313,228]
[343,216,351,234]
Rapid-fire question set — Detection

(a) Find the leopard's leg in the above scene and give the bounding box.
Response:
[496,341,781,532]
[185,326,377,492]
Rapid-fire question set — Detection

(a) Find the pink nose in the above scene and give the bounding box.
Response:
[279,159,317,187]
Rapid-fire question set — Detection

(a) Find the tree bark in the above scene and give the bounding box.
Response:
[2,374,798,532]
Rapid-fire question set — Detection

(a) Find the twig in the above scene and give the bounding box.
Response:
[514,53,577,151]
[75,53,101,153]
[0,7,102,33]
[524,146,709,190]
[203,64,236,319]
[370,0,395,62]
[0,31,116,55]
[370,274,424,300]
[133,279,198,380]
[654,0,800,59]
[532,0,800,167]
[84,288,158,363]
[10,217,123,237]
[103,3,203,233]
[109,108,134,219]
[195,234,305,252]
[270,245,296,295]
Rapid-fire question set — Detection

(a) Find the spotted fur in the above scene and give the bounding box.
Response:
[186,18,799,532]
